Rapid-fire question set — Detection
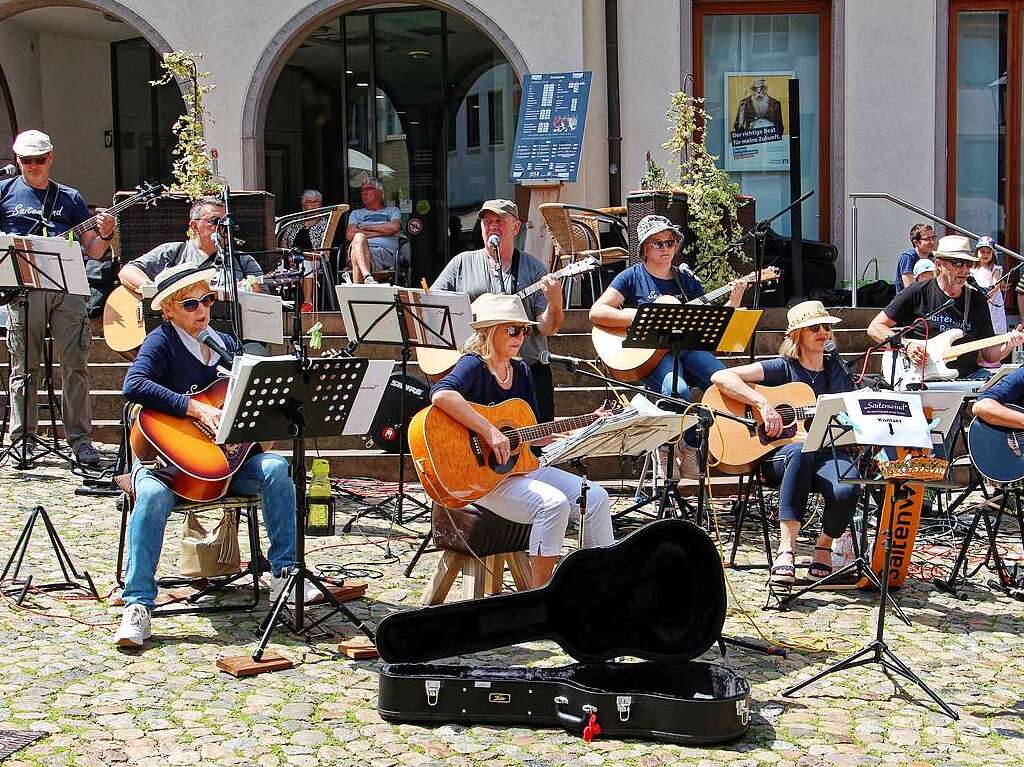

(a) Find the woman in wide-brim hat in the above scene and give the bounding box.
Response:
[430,293,615,588]
[709,300,860,588]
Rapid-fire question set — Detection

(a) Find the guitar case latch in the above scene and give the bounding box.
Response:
[425,679,441,706]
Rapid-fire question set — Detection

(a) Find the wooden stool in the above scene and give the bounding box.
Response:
[422,503,532,605]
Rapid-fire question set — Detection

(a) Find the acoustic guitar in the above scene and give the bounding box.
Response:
[881,327,1015,388]
[408,397,611,509]
[129,377,256,502]
[592,267,780,382]
[415,257,601,381]
[103,270,300,360]
[967,403,1024,484]
[701,381,817,474]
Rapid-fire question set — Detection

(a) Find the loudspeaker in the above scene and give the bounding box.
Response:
[367,373,431,454]
[113,190,276,270]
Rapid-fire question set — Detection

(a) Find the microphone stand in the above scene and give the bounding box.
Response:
[861,297,955,389]
[216,187,244,341]
[490,237,509,294]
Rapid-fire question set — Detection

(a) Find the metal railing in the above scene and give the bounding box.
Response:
[848,192,1022,306]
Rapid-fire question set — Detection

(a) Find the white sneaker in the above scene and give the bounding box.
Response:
[114,604,152,648]
[269,573,323,605]
[362,274,377,284]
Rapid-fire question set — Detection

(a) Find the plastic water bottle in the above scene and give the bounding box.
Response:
[306,458,334,537]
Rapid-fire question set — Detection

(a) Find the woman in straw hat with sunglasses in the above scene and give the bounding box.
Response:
[709,301,859,586]
[431,293,615,587]
[116,264,315,650]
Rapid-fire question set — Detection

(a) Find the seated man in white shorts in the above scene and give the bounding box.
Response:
[346,177,402,284]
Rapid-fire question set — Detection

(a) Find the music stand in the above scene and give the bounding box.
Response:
[781,392,959,719]
[213,353,392,660]
[617,302,760,524]
[336,285,470,530]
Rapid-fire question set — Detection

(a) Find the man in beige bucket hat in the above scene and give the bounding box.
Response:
[868,234,1024,379]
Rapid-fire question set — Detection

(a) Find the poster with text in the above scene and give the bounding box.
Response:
[724,71,793,172]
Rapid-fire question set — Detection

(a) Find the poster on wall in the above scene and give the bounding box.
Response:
[724,71,794,172]
[510,71,591,183]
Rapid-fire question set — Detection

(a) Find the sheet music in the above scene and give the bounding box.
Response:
[0,234,89,295]
[336,284,472,348]
[236,289,284,344]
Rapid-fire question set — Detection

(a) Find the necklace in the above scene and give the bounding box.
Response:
[493,361,512,386]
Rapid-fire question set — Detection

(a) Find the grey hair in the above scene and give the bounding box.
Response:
[361,177,384,193]
[189,195,224,220]
[300,189,322,204]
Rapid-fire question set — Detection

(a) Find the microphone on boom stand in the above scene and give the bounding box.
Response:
[0,164,17,178]
[488,234,509,294]
[197,328,235,370]
[538,350,600,367]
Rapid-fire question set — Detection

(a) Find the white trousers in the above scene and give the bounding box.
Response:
[476,466,615,556]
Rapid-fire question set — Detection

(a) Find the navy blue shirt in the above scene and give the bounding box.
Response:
[123,322,241,417]
[608,263,705,307]
[432,353,540,421]
[760,355,853,398]
[0,177,90,237]
[977,366,1024,406]
[895,248,918,293]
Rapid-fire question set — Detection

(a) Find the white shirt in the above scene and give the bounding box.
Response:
[172,323,217,367]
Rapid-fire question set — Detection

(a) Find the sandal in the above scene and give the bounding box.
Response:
[770,550,796,585]
[807,546,834,581]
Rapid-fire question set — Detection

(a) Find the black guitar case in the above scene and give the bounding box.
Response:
[376,520,751,745]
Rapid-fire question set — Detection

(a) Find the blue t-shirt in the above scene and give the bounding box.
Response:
[431,353,540,421]
[895,248,918,292]
[0,177,90,237]
[760,355,853,399]
[608,263,705,307]
[977,366,1024,406]
[349,206,402,255]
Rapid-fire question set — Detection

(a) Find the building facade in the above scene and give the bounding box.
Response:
[0,0,1015,285]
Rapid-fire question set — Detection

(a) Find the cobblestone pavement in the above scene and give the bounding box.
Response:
[1,453,1023,767]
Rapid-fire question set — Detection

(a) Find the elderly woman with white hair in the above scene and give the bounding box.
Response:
[709,300,860,587]
[430,293,615,587]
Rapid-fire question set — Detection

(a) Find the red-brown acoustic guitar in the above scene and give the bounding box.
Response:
[129,378,256,502]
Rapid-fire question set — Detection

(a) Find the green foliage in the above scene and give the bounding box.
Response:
[653,91,744,290]
[150,51,222,202]
[639,151,669,191]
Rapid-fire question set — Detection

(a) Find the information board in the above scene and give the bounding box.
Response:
[510,71,591,183]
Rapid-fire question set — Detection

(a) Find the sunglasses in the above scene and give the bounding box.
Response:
[198,216,225,227]
[174,292,217,312]
[17,156,47,166]
[648,238,677,251]
[805,323,831,333]
[937,257,972,268]
[503,326,532,338]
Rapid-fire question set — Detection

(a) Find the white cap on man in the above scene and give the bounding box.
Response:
[12,130,53,157]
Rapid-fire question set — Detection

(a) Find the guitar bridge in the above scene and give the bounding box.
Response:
[468,433,485,466]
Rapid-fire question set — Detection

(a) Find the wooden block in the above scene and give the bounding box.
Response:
[323,581,367,603]
[338,636,379,660]
[217,652,293,677]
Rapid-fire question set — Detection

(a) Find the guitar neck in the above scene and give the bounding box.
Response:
[516,261,594,300]
[513,412,600,446]
[68,191,153,238]
[942,332,1014,360]
[687,283,730,305]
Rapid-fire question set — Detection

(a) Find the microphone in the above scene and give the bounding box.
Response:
[824,340,852,379]
[487,234,501,254]
[965,274,989,296]
[538,351,599,367]
[0,164,17,178]
[197,328,235,368]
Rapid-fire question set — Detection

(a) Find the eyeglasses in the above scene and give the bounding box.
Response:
[197,216,225,227]
[916,235,936,242]
[648,238,677,251]
[174,292,217,312]
[17,156,47,166]
[504,326,532,338]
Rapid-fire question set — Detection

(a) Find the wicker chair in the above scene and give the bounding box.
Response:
[539,203,629,306]
[274,204,348,309]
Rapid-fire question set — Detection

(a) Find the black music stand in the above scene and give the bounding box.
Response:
[213,355,382,661]
[337,285,464,531]
[615,302,755,525]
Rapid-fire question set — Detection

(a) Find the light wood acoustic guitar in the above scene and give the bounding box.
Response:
[129,377,257,502]
[408,397,610,508]
[415,257,601,381]
[103,270,300,360]
[701,381,817,474]
[591,267,780,382]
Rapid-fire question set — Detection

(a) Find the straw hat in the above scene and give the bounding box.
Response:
[785,300,842,334]
[933,234,977,263]
[150,262,218,311]
[469,293,538,330]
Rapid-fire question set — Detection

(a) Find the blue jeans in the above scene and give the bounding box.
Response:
[122,452,297,609]
[761,444,859,539]
[644,350,725,401]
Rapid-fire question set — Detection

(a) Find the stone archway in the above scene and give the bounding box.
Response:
[0,63,16,155]
[240,0,530,189]
[0,0,173,55]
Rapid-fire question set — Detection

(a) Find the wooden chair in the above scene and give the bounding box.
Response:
[421,502,533,605]
[274,204,348,309]
[539,203,630,306]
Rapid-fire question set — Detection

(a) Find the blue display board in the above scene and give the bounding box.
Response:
[510,71,592,183]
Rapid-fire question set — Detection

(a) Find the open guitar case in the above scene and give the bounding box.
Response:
[376,519,751,745]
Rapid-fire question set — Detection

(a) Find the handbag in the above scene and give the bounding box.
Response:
[177,509,242,578]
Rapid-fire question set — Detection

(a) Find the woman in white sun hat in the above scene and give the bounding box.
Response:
[430,293,615,588]
[710,300,860,588]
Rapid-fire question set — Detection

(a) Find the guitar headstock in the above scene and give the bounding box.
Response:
[134,182,165,207]
[564,256,600,276]
[740,266,781,285]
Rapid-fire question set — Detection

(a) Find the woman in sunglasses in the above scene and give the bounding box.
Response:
[709,301,859,586]
[116,263,313,649]
[431,293,615,587]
